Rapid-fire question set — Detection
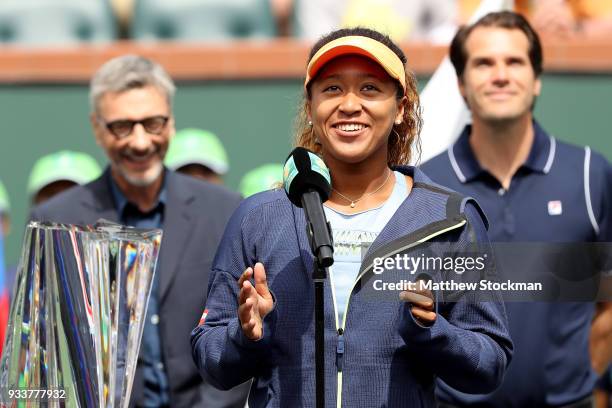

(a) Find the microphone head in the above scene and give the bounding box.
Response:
[283,147,331,207]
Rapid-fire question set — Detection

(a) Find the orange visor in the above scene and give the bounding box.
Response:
[304,35,406,93]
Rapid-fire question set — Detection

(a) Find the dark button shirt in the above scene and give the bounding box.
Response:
[422,121,612,407]
[110,174,169,407]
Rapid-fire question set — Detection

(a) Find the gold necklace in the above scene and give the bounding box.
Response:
[332,170,392,208]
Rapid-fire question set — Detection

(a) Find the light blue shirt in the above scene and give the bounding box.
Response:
[324,171,408,326]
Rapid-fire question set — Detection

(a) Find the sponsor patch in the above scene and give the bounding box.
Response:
[547,200,563,216]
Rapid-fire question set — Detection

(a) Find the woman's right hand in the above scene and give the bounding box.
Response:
[237,262,274,341]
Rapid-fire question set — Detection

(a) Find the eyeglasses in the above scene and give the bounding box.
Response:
[100,115,169,139]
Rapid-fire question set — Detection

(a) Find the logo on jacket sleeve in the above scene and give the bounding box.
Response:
[547,200,563,216]
[199,309,209,326]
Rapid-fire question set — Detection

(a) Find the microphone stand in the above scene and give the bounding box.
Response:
[301,189,334,408]
[313,259,327,408]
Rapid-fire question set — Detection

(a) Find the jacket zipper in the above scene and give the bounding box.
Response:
[332,219,467,408]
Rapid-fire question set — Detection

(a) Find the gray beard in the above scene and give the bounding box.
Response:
[116,161,164,187]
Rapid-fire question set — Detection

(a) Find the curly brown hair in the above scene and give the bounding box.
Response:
[294,27,422,166]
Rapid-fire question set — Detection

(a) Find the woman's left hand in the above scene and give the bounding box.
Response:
[400,280,436,325]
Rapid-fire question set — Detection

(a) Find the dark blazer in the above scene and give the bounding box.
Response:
[30,169,250,408]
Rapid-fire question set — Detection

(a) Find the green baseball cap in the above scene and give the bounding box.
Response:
[239,163,284,198]
[27,150,102,196]
[165,128,229,175]
[0,179,9,213]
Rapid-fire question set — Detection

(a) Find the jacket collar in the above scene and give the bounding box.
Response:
[291,166,464,278]
[152,170,197,302]
[368,166,465,255]
[448,120,556,183]
[76,169,120,224]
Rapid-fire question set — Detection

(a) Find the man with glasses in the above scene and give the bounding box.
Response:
[30,55,249,408]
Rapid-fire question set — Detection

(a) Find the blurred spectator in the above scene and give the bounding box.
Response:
[269,0,293,36]
[131,0,275,42]
[165,128,229,184]
[529,0,612,39]
[460,0,612,40]
[110,0,136,35]
[0,178,18,305]
[0,180,16,294]
[28,150,102,206]
[0,0,116,46]
[288,0,458,43]
[0,180,9,237]
[238,163,283,197]
[0,179,9,358]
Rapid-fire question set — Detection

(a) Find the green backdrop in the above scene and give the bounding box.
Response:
[0,74,611,266]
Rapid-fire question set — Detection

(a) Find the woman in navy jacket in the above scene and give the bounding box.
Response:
[192,27,513,407]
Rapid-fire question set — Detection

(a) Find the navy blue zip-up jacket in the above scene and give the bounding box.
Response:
[192,167,513,407]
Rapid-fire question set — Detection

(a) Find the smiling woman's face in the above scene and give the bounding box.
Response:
[308,55,405,168]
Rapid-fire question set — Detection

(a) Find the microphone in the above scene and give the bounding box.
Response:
[283,147,334,267]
